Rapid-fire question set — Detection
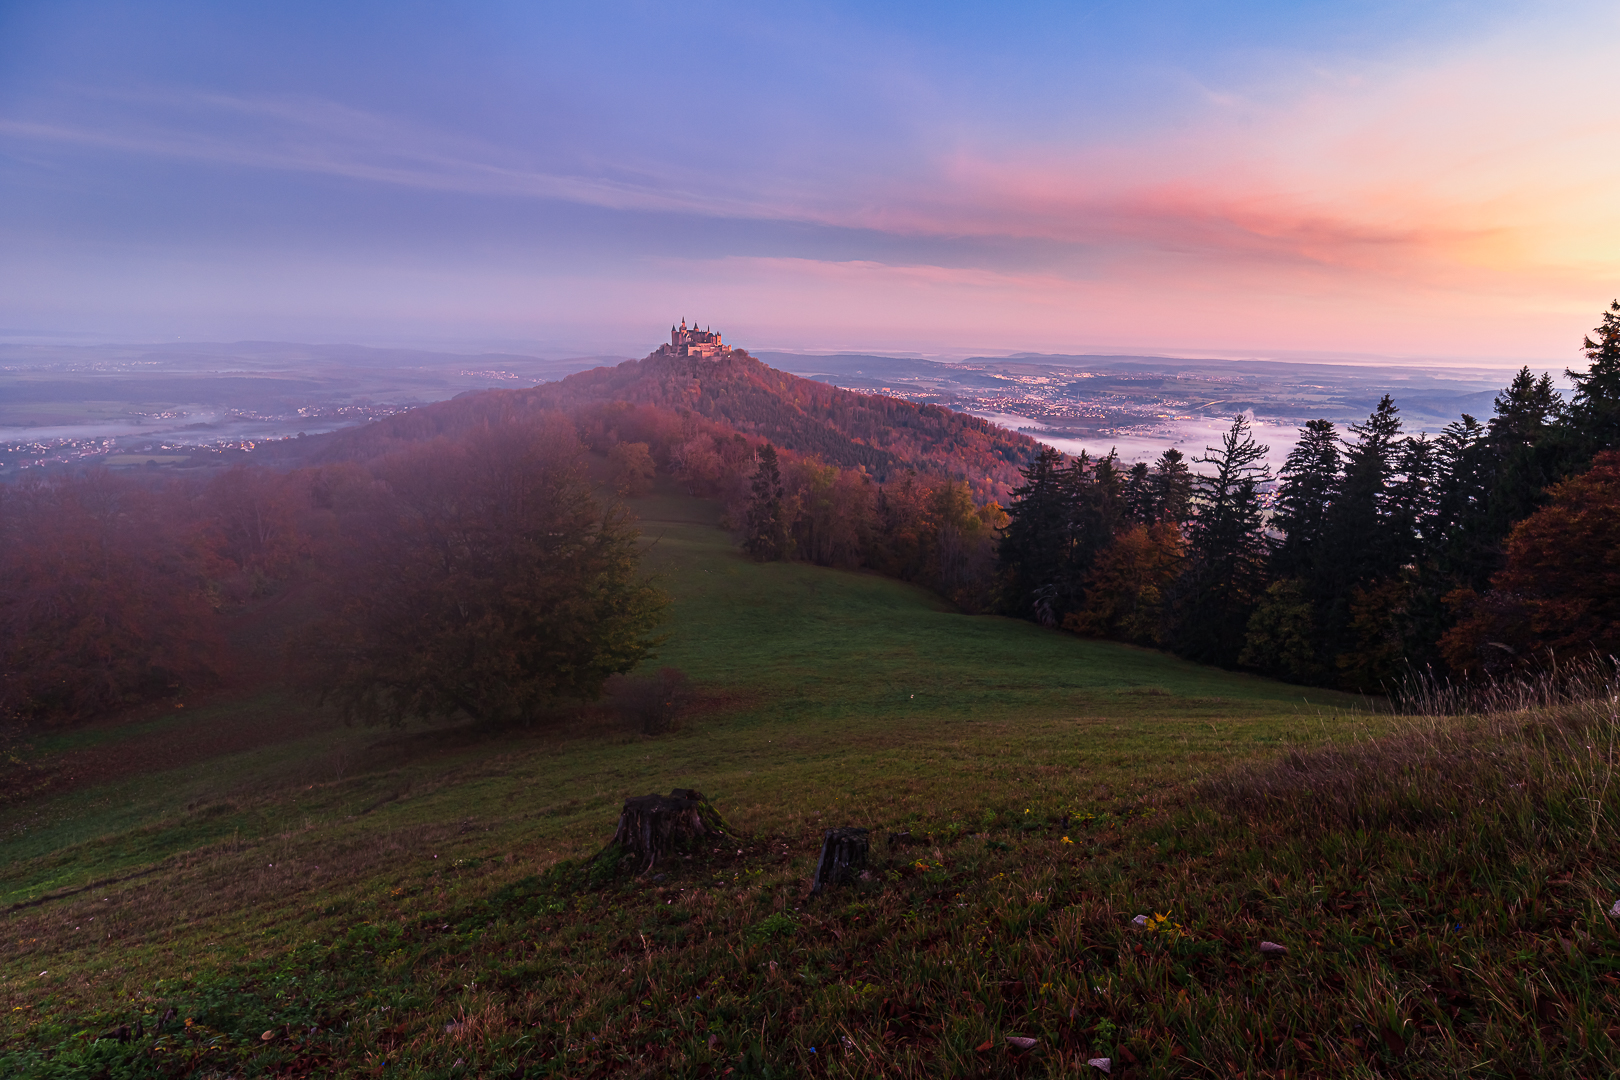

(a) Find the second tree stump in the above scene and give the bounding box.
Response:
[810,826,870,894]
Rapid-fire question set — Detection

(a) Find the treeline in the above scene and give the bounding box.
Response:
[0,424,664,730]
[997,302,1620,690]
[573,399,1007,611]
[0,386,997,730]
[9,305,1617,726]
[0,466,309,725]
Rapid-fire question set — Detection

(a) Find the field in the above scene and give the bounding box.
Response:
[2,483,1615,1078]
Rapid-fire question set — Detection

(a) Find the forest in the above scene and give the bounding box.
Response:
[992,301,1620,691]
[2,302,1617,730]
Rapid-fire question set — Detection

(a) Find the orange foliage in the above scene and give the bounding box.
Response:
[1063,522,1184,645]
[0,473,228,726]
[1441,450,1620,674]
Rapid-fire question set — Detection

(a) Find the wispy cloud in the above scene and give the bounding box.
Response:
[0,91,792,221]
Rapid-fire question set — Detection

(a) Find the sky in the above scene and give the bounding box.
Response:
[1,0,1617,363]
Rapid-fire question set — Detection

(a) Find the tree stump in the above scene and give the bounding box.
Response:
[605,788,729,873]
[810,827,869,895]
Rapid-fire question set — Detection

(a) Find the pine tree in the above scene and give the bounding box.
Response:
[1069,450,1124,571]
[744,443,791,561]
[1566,299,1620,457]
[1486,366,1564,535]
[1172,414,1271,665]
[1488,367,1562,450]
[1151,448,1193,523]
[1430,414,1494,586]
[1123,461,1155,524]
[1320,395,1404,593]
[1269,419,1341,579]
[998,447,1076,624]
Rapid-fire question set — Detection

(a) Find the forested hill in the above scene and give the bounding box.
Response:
[298,349,1042,497]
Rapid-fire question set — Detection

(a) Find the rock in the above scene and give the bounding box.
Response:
[1610,899,1620,918]
[1006,1036,1038,1051]
[1259,940,1287,954]
[1131,914,1148,927]
[1087,1058,1112,1073]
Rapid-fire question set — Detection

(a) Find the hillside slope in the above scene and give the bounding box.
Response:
[8,485,1610,1078]
[297,350,1044,495]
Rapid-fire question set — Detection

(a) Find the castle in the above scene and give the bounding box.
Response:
[658,318,731,359]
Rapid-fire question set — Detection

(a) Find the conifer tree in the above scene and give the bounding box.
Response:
[1123,461,1155,524]
[1486,366,1564,535]
[1268,418,1341,579]
[744,443,791,561]
[1320,395,1405,593]
[998,447,1077,624]
[1172,414,1271,665]
[1150,448,1193,523]
[1566,299,1620,457]
[1430,414,1494,587]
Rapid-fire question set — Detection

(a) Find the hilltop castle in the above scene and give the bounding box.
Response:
[658,318,731,359]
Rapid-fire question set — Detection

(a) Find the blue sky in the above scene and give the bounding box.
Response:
[1,1,1614,360]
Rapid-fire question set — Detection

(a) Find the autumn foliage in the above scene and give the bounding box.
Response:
[1441,450,1620,674]
[0,474,229,726]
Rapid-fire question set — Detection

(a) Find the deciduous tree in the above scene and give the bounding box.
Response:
[298,422,666,728]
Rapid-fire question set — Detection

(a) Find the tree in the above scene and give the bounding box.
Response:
[1489,367,1562,451]
[1440,449,1620,675]
[1173,414,1272,665]
[1563,299,1620,459]
[1240,578,1327,685]
[743,443,792,561]
[1151,448,1193,523]
[1306,395,1407,672]
[998,447,1079,625]
[298,422,667,728]
[1122,461,1154,524]
[0,472,225,727]
[1429,414,1494,588]
[1485,366,1564,540]
[608,441,656,497]
[1269,419,1341,579]
[1064,521,1183,645]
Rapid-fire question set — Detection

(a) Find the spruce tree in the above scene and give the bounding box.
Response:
[998,447,1076,624]
[1269,419,1341,579]
[1172,415,1271,665]
[1321,395,1404,592]
[744,443,791,561]
[1123,461,1155,524]
[1150,448,1193,523]
[1566,299,1620,457]
[1486,366,1564,535]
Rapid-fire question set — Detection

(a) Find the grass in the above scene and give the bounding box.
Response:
[2,481,1612,1077]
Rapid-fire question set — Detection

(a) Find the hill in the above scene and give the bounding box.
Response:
[294,349,1044,499]
[4,482,1613,1078]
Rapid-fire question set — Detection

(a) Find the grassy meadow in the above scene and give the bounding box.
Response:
[2,481,1616,1078]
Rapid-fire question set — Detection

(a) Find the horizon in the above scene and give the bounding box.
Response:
[3,2,1618,366]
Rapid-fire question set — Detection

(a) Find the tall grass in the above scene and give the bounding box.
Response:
[1204,659,1620,845]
